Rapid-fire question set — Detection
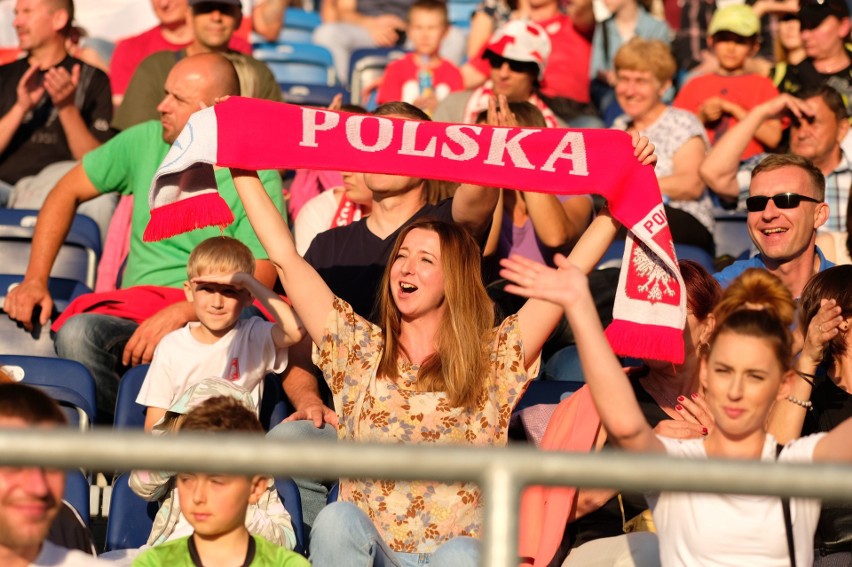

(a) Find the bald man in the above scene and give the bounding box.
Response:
[0,0,112,229]
[5,53,285,421]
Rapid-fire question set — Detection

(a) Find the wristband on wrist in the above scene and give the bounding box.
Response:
[794,370,816,388]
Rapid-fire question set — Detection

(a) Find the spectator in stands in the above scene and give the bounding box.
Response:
[313,0,465,84]
[376,0,463,113]
[777,0,852,116]
[816,200,852,264]
[244,0,288,43]
[502,258,852,566]
[435,20,568,127]
[0,0,113,236]
[589,0,670,124]
[770,265,852,565]
[3,53,284,421]
[519,260,720,567]
[131,391,308,563]
[460,0,599,126]
[673,5,781,161]
[230,138,653,563]
[464,0,515,61]
[700,86,851,231]
[612,37,715,256]
[0,383,104,566]
[113,0,280,132]
[715,154,833,300]
[294,170,372,255]
[136,236,304,431]
[480,102,593,283]
[110,0,252,108]
[769,13,806,86]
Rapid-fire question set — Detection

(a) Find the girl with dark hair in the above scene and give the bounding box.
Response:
[502,261,852,566]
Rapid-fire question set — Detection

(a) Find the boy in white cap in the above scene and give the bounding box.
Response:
[673,4,781,161]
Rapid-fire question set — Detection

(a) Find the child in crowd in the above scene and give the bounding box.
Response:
[137,236,304,431]
[673,5,781,161]
[132,394,310,566]
[376,0,463,113]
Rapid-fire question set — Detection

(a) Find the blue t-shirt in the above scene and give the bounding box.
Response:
[714,246,834,291]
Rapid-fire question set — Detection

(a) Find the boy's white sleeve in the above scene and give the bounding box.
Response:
[247,317,289,374]
[136,331,179,409]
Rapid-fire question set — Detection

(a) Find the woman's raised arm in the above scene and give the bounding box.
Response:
[231,168,335,346]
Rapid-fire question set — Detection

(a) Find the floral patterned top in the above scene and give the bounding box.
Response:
[314,298,535,553]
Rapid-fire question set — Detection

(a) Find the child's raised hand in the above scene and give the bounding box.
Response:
[499,254,587,309]
[191,272,250,288]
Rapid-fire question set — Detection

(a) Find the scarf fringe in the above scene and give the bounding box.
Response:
[143,192,234,242]
[605,319,685,364]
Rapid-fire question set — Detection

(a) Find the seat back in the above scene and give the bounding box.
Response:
[114,364,150,429]
[64,468,91,522]
[348,47,405,106]
[0,209,101,288]
[447,0,478,28]
[280,83,349,107]
[254,42,336,86]
[259,373,292,431]
[104,473,159,551]
[274,477,306,554]
[276,8,321,43]
[0,355,97,426]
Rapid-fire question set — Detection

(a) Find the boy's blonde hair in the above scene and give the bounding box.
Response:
[187,236,255,279]
[409,0,449,26]
[614,38,677,85]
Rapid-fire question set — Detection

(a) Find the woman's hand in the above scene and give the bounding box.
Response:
[631,132,656,167]
[499,253,587,309]
[800,298,843,369]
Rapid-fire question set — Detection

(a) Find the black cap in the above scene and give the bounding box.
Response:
[798,0,850,30]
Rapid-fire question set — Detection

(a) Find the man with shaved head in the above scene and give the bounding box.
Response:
[0,0,112,228]
[5,53,284,421]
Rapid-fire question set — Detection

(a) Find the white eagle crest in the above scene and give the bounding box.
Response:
[632,244,675,302]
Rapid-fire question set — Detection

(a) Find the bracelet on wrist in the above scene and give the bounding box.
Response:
[785,395,813,410]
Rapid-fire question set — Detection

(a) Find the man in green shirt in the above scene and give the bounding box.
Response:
[4,52,284,420]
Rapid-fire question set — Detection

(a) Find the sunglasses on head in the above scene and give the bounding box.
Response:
[745,192,822,212]
[484,51,536,74]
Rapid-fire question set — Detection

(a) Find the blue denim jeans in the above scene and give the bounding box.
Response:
[54,313,138,421]
[310,501,480,567]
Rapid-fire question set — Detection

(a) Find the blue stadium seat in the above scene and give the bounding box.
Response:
[276,8,322,43]
[447,0,478,28]
[104,473,159,551]
[254,42,336,86]
[279,83,349,107]
[114,364,150,429]
[713,210,752,259]
[513,380,583,414]
[0,355,97,428]
[327,482,339,504]
[64,468,91,522]
[596,240,715,272]
[347,47,406,107]
[0,209,101,289]
[274,477,306,554]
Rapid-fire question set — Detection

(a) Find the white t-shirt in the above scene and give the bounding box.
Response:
[649,433,825,567]
[137,317,288,410]
[32,541,105,566]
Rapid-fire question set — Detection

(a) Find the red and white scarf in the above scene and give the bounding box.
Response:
[143,97,686,363]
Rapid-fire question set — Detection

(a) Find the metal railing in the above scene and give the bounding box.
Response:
[2,428,852,566]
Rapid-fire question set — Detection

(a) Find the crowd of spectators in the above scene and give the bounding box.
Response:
[2,0,852,565]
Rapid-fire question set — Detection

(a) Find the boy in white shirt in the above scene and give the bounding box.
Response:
[137,236,304,431]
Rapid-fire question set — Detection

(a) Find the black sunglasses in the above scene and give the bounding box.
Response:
[484,51,536,74]
[745,192,822,212]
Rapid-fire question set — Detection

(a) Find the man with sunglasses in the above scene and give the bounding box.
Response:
[776,0,852,116]
[112,0,281,132]
[434,20,565,128]
[715,153,833,298]
[700,85,851,233]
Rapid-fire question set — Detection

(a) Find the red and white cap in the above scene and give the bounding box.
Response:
[485,20,551,80]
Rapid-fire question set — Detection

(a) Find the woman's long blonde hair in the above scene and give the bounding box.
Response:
[376,219,494,409]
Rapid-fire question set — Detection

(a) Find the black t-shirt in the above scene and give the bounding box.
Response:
[303,199,456,322]
[777,54,852,118]
[802,377,852,552]
[548,372,670,567]
[0,55,113,184]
